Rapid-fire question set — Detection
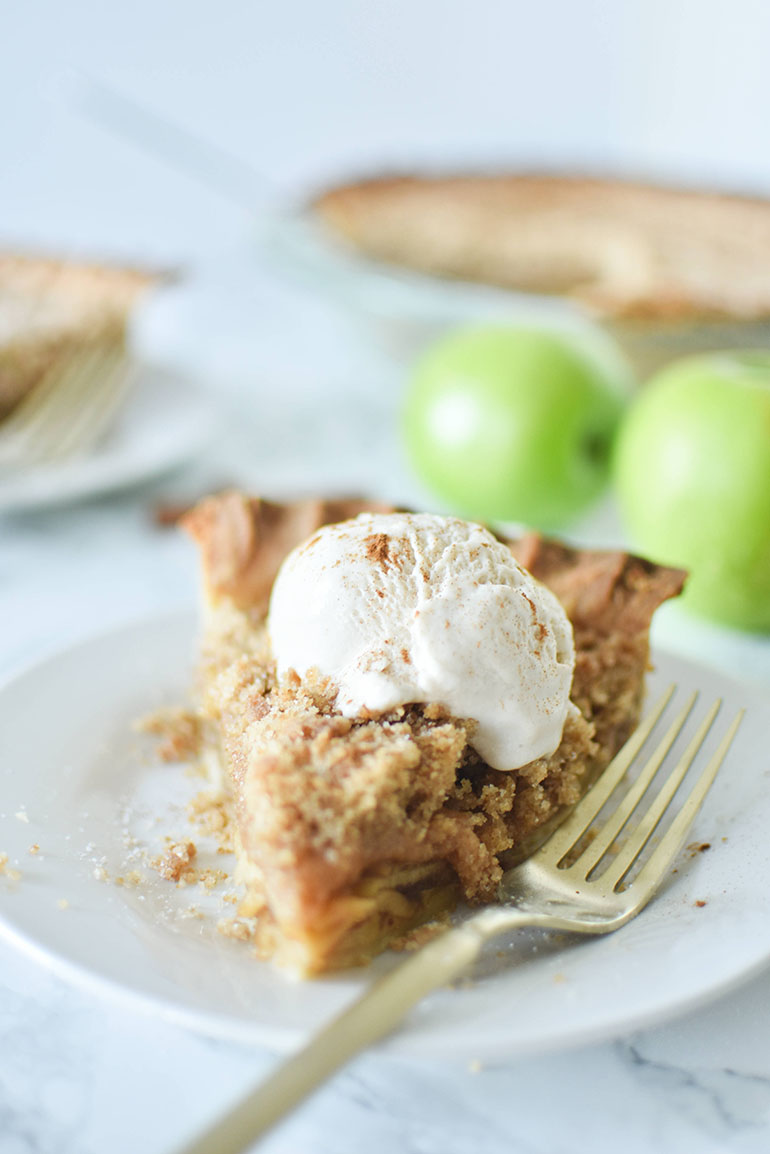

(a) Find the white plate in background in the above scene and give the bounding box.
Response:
[0,366,217,514]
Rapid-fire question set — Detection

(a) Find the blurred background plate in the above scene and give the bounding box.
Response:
[0,365,218,514]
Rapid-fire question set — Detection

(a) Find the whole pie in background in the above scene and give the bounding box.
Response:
[313,173,770,375]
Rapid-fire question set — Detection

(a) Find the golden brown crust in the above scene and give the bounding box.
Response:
[509,532,686,785]
[181,490,393,614]
[183,493,685,973]
[510,533,687,639]
[313,172,770,321]
[0,252,158,418]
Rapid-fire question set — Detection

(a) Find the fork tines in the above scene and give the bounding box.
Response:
[543,686,744,895]
[0,336,135,469]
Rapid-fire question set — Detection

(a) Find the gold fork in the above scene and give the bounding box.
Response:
[174,686,744,1154]
[0,337,137,470]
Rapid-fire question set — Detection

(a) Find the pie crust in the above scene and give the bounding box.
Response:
[182,491,685,975]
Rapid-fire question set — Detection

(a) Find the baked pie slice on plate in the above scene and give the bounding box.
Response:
[182,491,684,976]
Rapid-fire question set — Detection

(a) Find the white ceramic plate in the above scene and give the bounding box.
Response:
[0,612,767,1060]
[0,366,217,514]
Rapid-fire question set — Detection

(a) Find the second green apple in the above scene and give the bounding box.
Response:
[403,324,630,529]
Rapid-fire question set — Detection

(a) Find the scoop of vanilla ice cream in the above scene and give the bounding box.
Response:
[267,512,575,771]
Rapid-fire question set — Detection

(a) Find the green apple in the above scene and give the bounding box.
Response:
[614,351,770,631]
[402,324,630,529]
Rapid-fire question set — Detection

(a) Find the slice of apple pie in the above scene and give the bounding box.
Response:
[182,491,684,976]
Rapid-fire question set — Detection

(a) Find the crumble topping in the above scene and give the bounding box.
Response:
[217,916,258,943]
[137,708,202,763]
[152,841,197,883]
[114,871,143,888]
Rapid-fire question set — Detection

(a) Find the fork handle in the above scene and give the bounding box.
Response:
[173,917,503,1154]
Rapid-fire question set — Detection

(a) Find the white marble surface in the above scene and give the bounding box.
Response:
[1,254,770,1154]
